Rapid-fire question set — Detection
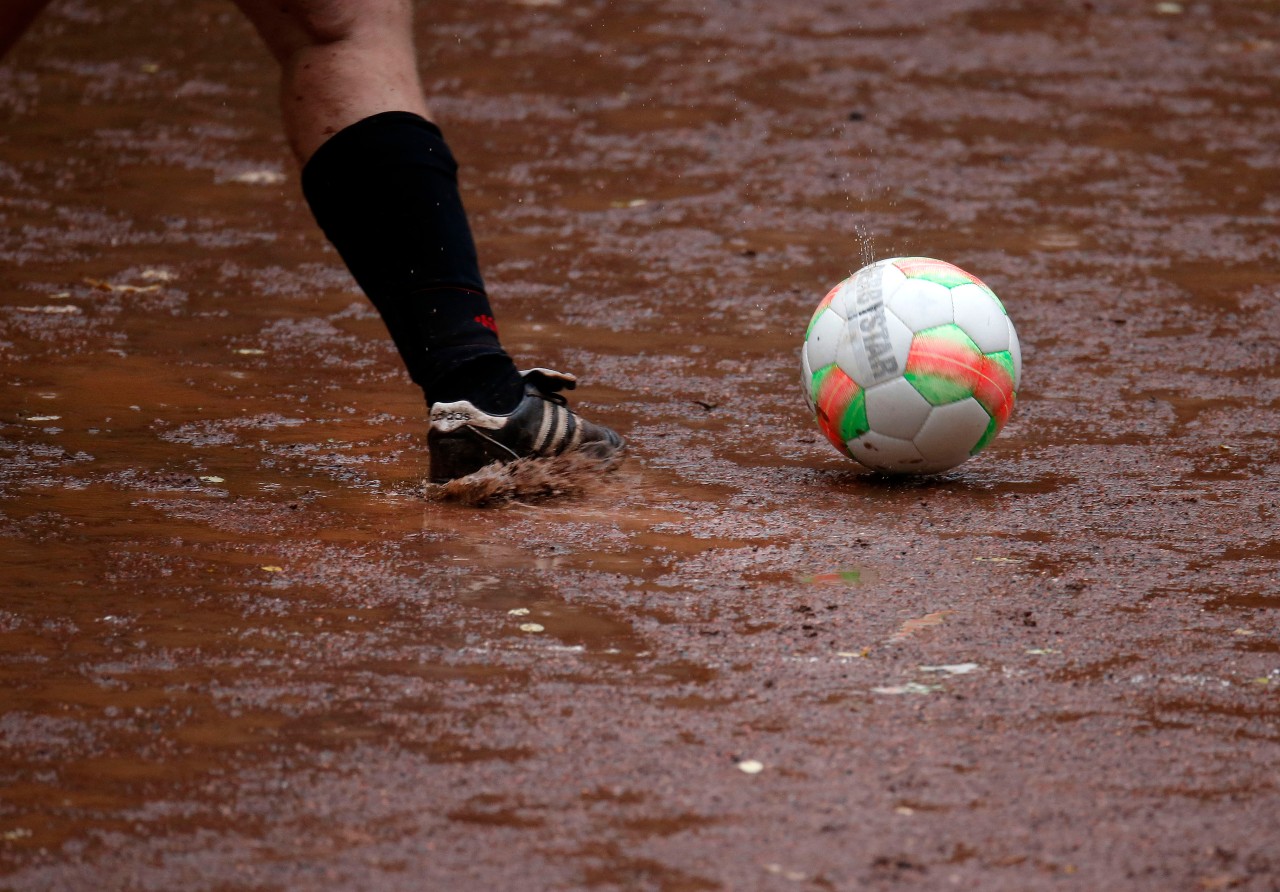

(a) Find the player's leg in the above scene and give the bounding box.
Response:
[234,0,511,413]
[0,0,54,59]
[231,0,429,162]
[232,0,622,481]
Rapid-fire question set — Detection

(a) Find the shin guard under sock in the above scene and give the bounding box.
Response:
[300,112,523,413]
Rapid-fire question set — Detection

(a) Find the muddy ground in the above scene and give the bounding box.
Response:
[2,0,1279,889]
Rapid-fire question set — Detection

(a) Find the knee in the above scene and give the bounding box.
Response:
[238,0,412,59]
[302,0,412,45]
[290,1,359,46]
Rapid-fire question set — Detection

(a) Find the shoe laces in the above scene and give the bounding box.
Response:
[527,378,570,408]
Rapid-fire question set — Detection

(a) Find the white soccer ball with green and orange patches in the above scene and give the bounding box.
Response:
[801,257,1021,474]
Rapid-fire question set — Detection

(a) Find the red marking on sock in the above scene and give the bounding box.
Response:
[475,314,499,334]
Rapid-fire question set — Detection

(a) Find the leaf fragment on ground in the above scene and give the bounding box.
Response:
[84,278,161,293]
[872,682,943,695]
[888,610,952,644]
[798,569,861,584]
[919,662,979,676]
[763,863,805,881]
[17,305,81,314]
[736,759,764,774]
[228,170,286,185]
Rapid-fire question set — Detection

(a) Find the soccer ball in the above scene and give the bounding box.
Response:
[801,257,1021,474]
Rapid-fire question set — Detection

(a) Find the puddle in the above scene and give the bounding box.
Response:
[4,0,1280,888]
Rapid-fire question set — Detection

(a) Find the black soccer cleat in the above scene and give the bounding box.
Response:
[427,368,624,483]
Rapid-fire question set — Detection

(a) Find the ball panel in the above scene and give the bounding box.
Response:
[806,283,844,338]
[811,363,866,456]
[904,324,983,406]
[834,261,892,320]
[832,390,869,444]
[800,347,816,413]
[912,398,993,469]
[832,275,861,321]
[951,283,1010,352]
[973,351,1017,430]
[836,306,914,388]
[974,281,1006,313]
[1008,320,1022,388]
[864,376,933,439]
[875,259,908,300]
[886,278,954,332]
[848,431,927,473]
[804,307,845,372]
[891,257,981,290]
[971,413,1002,456]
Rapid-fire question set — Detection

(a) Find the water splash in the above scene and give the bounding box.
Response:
[853,223,878,270]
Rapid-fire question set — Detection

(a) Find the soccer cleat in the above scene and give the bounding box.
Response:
[427,368,624,483]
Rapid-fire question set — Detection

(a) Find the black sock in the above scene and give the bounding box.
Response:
[300,111,524,414]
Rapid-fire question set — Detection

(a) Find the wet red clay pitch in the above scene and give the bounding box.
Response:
[2,1,1279,889]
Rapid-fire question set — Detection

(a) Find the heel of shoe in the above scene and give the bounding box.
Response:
[428,433,491,483]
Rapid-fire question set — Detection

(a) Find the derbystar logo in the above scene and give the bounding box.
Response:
[850,267,900,383]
